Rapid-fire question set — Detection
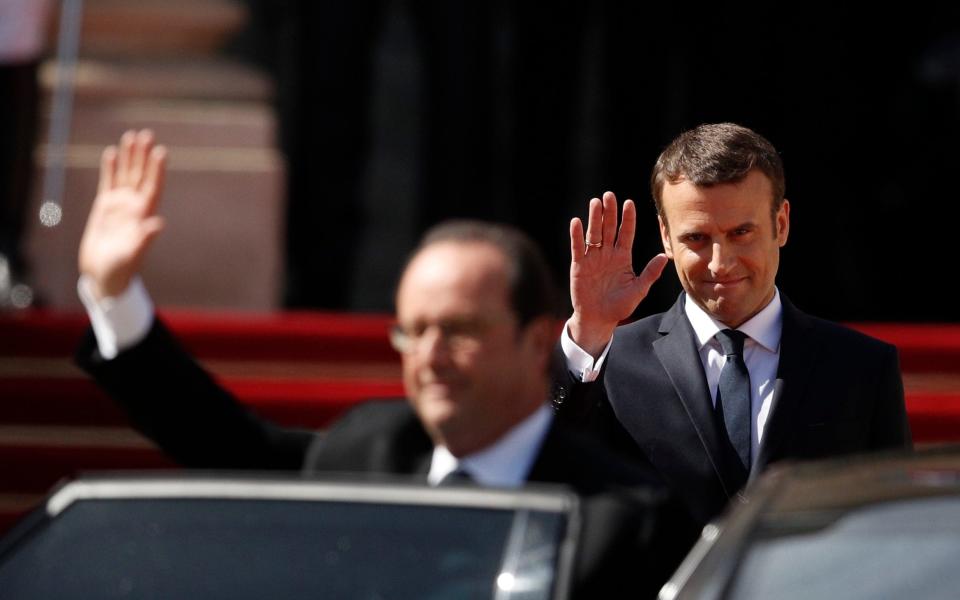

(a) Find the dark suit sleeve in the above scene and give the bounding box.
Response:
[870,344,912,451]
[76,318,313,469]
[550,342,606,423]
[550,342,659,477]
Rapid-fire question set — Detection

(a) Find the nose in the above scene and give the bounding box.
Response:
[418,325,452,366]
[708,241,733,275]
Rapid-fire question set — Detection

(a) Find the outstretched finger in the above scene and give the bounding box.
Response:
[584,197,603,248]
[129,129,154,189]
[633,253,669,298]
[141,145,167,216]
[601,191,618,247]
[115,130,136,187]
[570,218,585,261]
[616,199,637,251]
[98,146,117,196]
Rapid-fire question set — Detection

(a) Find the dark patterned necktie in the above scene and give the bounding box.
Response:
[715,329,752,480]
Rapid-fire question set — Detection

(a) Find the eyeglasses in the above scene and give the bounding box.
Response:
[389,315,514,355]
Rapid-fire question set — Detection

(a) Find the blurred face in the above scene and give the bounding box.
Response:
[659,169,790,328]
[395,242,552,456]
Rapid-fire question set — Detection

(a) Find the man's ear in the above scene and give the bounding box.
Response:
[658,215,674,258]
[777,199,790,247]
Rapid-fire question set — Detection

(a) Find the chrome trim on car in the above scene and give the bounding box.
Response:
[46,476,576,517]
[658,522,723,600]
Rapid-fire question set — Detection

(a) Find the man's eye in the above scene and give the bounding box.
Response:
[442,320,482,337]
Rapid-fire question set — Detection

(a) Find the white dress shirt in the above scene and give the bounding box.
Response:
[78,276,555,488]
[77,275,155,360]
[427,404,554,487]
[562,290,784,455]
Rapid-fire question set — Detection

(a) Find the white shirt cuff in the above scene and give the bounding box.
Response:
[77,275,155,360]
[559,318,613,382]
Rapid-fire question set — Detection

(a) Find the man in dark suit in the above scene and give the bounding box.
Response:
[75,130,686,598]
[555,123,912,530]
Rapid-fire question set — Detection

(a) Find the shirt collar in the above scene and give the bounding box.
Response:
[427,404,553,487]
[684,288,783,353]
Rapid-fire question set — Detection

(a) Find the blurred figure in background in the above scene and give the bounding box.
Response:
[0,0,52,310]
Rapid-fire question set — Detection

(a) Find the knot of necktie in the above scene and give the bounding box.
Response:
[715,328,747,356]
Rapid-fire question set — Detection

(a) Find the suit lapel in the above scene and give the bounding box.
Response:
[753,295,818,470]
[652,297,743,497]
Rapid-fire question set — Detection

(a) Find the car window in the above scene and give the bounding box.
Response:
[727,495,960,600]
[0,498,566,599]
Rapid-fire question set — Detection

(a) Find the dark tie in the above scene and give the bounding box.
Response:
[715,329,752,481]
[437,467,474,486]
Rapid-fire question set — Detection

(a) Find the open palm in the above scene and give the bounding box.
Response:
[78,130,167,299]
[569,192,668,356]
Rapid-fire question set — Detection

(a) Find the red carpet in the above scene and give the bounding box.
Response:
[2,309,959,533]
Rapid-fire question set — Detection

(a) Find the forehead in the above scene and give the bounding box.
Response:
[396,241,511,319]
[662,169,774,229]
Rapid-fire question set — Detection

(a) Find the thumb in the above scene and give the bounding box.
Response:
[139,216,166,247]
[631,253,669,301]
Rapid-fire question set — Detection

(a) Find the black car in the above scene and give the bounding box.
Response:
[660,446,960,600]
[0,475,582,599]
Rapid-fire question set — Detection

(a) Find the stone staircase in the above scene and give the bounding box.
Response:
[24,0,283,311]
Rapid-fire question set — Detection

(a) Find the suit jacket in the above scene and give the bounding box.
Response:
[76,319,690,599]
[555,293,912,528]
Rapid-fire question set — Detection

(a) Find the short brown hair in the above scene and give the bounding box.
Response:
[651,123,785,230]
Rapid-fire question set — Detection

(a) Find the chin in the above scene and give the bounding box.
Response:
[414,393,460,426]
[700,303,734,327]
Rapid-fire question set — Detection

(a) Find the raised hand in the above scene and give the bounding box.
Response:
[78,130,167,299]
[569,191,668,357]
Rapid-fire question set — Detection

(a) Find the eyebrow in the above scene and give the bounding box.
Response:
[676,221,758,240]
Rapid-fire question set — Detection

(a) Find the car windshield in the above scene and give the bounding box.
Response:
[0,497,566,599]
[727,495,960,600]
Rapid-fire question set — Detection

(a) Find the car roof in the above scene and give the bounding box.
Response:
[755,445,960,516]
[661,446,960,600]
[0,473,582,600]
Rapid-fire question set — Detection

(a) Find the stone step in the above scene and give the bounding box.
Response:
[41,57,271,103]
[62,0,247,59]
[56,97,274,146]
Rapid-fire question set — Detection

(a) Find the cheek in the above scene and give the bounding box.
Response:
[401,358,421,392]
[677,251,707,280]
[743,246,775,276]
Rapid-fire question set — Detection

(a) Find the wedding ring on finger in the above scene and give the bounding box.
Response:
[585,238,603,249]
